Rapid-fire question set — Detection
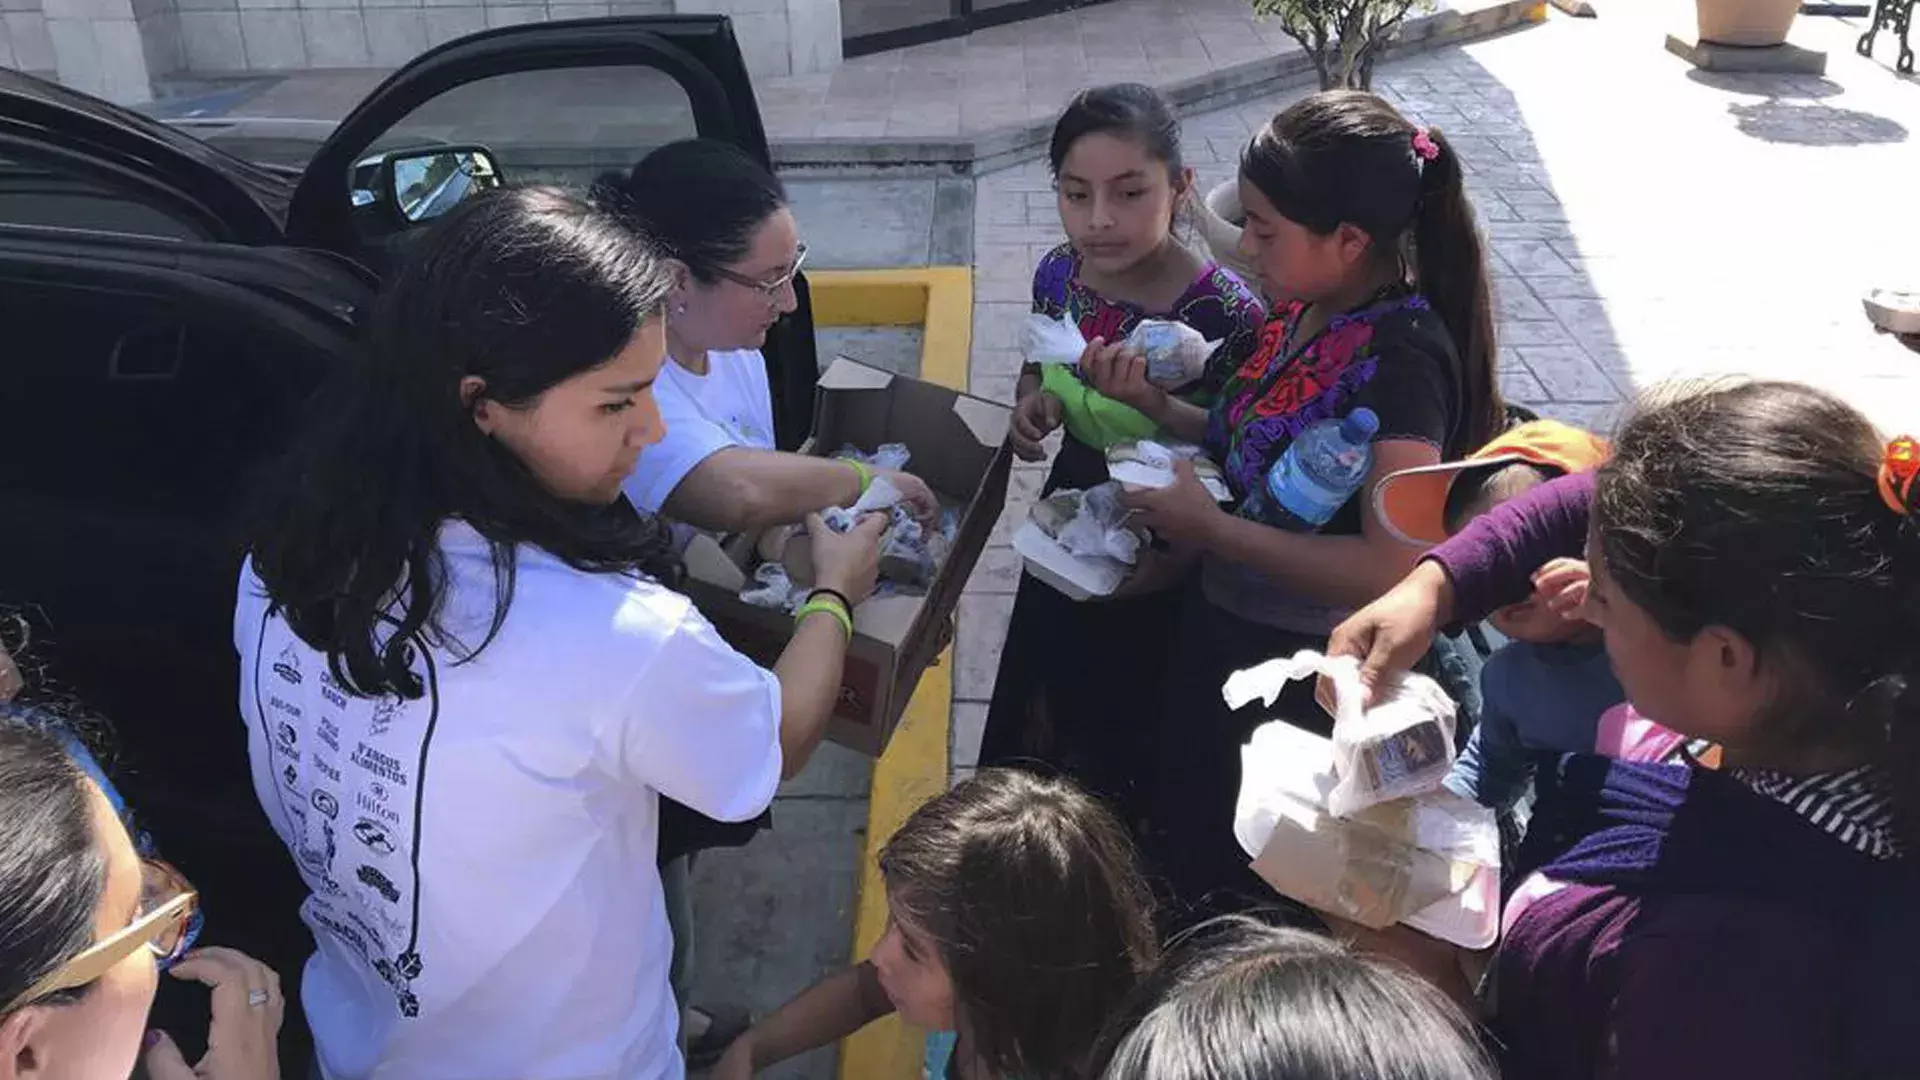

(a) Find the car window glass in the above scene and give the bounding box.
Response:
[0,150,214,240]
[355,64,699,193]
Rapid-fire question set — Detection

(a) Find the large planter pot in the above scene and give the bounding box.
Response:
[1695,0,1800,47]
[1193,180,1260,285]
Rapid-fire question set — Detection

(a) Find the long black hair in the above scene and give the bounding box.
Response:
[1594,380,1920,852]
[0,713,105,1016]
[593,138,787,283]
[1088,918,1495,1080]
[878,769,1159,1080]
[249,186,678,700]
[1242,90,1502,454]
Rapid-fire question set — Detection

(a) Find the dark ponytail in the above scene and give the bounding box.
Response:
[1593,382,1920,853]
[1242,91,1503,455]
[594,138,787,284]
[1413,127,1501,453]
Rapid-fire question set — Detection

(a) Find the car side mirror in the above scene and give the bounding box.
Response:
[376,146,504,225]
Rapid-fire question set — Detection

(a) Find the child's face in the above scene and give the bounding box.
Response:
[1056,133,1188,277]
[871,903,957,1033]
[1236,177,1369,304]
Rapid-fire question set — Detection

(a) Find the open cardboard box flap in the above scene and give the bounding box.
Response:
[677,356,1013,755]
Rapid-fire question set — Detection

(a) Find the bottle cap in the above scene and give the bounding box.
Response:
[1340,407,1380,444]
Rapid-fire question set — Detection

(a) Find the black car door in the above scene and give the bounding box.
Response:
[283,15,821,448]
[1,16,815,1069]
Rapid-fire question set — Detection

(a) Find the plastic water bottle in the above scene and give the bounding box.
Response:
[1242,407,1380,531]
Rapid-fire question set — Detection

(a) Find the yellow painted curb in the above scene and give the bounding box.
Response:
[809,267,973,1080]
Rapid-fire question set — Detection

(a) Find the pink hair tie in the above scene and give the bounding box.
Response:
[1411,129,1440,162]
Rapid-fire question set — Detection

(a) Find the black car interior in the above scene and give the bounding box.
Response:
[0,257,369,1067]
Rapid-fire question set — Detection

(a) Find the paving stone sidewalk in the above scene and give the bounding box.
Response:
[949,4,1920,777]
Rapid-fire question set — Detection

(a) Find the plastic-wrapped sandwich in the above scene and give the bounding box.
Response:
[1023,313,1223,390]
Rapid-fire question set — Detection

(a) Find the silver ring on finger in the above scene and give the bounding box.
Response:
[248,989,270,1009]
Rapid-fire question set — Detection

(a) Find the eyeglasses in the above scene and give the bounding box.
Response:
[3,858,199,1013]
[709,244,808,304]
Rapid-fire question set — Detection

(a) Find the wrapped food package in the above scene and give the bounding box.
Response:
[1233,716,1498,943]
[1127,319,1221,390]
[1106,438,1232,501]
[739,562,804,613]
[1012,482,1145,600]
[1022,314,1222,390]
[1225,650,1459,819]
[772,462,960,594]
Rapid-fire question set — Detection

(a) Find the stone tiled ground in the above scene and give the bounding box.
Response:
[950,6,1920,776]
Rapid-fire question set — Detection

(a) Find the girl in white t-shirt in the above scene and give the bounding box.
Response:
[237,186,886,1080]
[712,770,1159,1080]
[596,140,937,531]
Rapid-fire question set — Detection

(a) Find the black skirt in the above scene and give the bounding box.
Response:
[977,436,1186,830]
[1136,581,1329,934]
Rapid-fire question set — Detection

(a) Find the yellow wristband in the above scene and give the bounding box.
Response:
[842,457,873,496]
[795,597,853,639]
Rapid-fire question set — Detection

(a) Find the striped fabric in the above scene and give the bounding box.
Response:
[1730,764,1901,861]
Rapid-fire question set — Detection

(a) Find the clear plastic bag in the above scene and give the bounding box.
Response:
[1128,319,1221,389]
[1224,650,1458,819]
[1022,314,1221,389]
[1106,438,1233,501]
[740,562,803,612]
[1023,313,1090,368]
[835,442,912,473]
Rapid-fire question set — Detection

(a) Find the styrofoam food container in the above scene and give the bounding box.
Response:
[1235,718,1500,950]
[1012,520,1129,601]
[1864,289,1920,335]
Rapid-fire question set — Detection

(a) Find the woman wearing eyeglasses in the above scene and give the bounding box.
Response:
[0,680,281,1080]
[594,139,939,533]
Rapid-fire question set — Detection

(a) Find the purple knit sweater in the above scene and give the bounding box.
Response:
[1422,468,1918,1080]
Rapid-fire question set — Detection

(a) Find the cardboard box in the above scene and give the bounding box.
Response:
[679,357,1012,756]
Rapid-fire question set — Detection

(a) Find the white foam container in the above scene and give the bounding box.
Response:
[1012,520,1129,601]
[1865,289,1920,335]
[1235,719,1501,950]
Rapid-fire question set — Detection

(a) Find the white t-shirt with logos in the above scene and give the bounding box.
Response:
[624,349,778,513]
[235,522,783,1080]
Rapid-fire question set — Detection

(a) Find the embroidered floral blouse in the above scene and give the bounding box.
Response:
[1200,288,1467,630]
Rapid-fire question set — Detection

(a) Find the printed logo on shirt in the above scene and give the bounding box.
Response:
[354,818,397,856]
[320,672,349,711]
[368,698,399,739]
[274,644,303,685]
[311,789,340,820]
[253,613,438,1021]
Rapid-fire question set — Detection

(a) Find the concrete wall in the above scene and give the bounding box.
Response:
[38,0,161,102]
[144,0,835,80]
[1,0,60,80]
[156,0,671,75]
[7,0,836,104]
[678,0,839,77]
